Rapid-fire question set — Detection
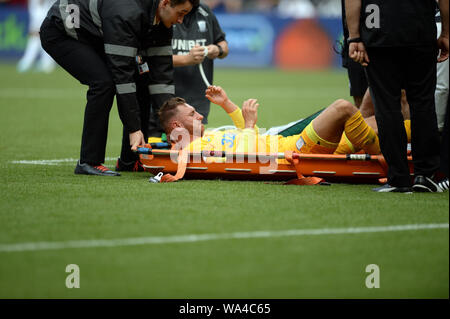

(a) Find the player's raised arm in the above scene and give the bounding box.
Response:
[205,85,239,113]
[242,99,259,129]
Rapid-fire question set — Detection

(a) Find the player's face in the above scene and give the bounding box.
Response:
[176,103,204,137]
[159,0,193,28]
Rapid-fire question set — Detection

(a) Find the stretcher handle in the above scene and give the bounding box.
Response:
[292,153,375,161]
[150,142,171,149]
[136,147,153,155]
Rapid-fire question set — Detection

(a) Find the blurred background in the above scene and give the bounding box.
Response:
[0,0,344,71]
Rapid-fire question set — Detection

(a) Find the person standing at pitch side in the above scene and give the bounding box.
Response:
[39,0,198,176]
[345,0,449,192]
[340,0,368,108]
[171,2,228,124]
[115,2,228,172]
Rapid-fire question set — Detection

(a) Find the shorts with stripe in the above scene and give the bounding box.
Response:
[278,122,338,154]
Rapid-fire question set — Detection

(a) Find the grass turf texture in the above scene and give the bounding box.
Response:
[0,64,448,298]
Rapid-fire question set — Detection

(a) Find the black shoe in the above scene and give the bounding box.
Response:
[437,178,449,191]
[115,158,145,172]
[373,184,412,193]
[74,161,120,176]
[413,175,443,193]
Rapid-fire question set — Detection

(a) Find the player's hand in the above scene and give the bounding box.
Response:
[129,130,146,152]
[188,45,206,65]
[242,99,259,129]
[437,35,449,63]
[349,42,369,66]
[205,85,229,106]
[206,44,220,59]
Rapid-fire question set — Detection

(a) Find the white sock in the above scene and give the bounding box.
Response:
[17,36,41,72]
[37,49,56,73]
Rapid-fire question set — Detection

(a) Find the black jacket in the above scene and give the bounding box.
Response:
[360,0,437,48]
[46,0,174,132]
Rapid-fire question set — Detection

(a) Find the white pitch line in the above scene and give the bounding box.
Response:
[0,88,83,100]
[0,223,447,253]
[10,157,116,166]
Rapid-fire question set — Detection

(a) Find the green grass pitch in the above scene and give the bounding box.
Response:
[0,64,448,298]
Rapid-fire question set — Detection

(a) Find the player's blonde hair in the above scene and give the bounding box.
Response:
[158,97,187,133]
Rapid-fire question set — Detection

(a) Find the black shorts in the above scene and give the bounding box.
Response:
[347,59,369,97]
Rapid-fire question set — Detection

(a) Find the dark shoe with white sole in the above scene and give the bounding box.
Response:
[412,175,442,193]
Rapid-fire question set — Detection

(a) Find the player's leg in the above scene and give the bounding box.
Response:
[36,4,55,73]
[359,88,374,118]
[284,99,378,154]
[288,100,354,154]
[334,115,378,154]
[400,90,411,120]
[17,32,41,72]
[17,0,43,72]
[278,103,344,155]
[336,89,411,155]
[363,116,378,134]
[311,99,379,154]
[311,99,356,143]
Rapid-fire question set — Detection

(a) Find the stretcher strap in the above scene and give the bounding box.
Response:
[284,151,325,186]
[376,155,389,184]
[160,148,189,183]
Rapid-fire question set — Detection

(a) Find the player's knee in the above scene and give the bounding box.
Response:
[333,99,357,119]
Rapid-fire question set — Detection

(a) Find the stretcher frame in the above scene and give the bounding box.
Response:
[138,148,414,183]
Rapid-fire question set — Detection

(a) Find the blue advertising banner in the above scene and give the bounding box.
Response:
[214,14,276,68]
[0,7,28,60]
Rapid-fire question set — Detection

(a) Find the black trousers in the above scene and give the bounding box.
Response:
[366,46,441,187]
[119,72,166,163]
[119,76,151,163]
[40,18,115,165]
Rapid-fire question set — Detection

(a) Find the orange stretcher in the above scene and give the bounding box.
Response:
[137,146,414,184]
